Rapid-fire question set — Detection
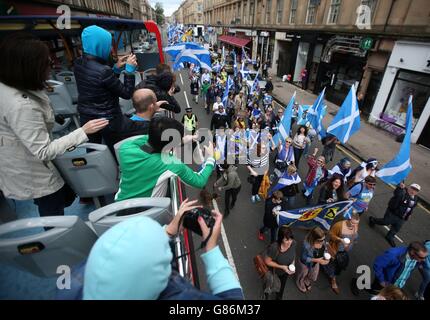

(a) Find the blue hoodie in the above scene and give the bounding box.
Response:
[83,216,243,300]
[82,25,112,61]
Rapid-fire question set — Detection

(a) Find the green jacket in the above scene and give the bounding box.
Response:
[115,135,215,201]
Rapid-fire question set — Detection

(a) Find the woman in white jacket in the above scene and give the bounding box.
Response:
[0,33,107,217]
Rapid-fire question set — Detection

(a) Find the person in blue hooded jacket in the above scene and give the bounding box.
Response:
[74,25,138,152]
[83,198,244,300]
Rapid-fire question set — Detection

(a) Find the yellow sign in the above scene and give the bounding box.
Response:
[324,207,339,220]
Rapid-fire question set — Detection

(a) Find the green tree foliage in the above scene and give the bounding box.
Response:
[155,2,165,25]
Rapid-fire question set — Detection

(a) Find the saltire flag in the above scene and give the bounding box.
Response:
[172,48,212,71]
[242,47,253,63]
[276,201,354,230]
[165,42,204,61]
[307,88,327,140]
[327,85,361,144]
[273,91,296,146]
[270,172,301,195]
[212,61,221,73]
[222,76,234,107]
[376,95,413,184]
[297,105,311,126]
[250,71,260,94]
[233,50,238,77]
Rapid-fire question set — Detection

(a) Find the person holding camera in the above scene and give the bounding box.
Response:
[135,66,181,114]
[74,25,137,154]
[214,164,242,218]
[116,117,215,200]
[84,198,244,300]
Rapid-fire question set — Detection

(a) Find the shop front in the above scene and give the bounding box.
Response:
[370,41,430,147]
[315,35,367,106]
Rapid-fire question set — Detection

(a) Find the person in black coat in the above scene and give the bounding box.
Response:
[369,182,421,247]
[258,191,285,243]
[135,71,181,114]
[210,105,229,131]
[74,25,138,153]
[265,77,274,93]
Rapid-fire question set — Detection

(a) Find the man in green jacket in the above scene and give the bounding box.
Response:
[116,117,215,200]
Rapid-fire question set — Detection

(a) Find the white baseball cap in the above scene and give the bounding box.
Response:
[410,183,421,191]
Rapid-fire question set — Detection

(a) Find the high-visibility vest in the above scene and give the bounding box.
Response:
[183,114,196,131]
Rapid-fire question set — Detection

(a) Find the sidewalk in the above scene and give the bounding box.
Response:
[271,77,430,205]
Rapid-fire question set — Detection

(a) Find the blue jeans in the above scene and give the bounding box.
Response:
[418,266,430,297]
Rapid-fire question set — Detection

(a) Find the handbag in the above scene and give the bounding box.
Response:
[253,254,269,278]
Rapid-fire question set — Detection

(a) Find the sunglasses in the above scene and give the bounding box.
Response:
[316,238,325,243]
[366,183,376,186]
[411,251,427,261]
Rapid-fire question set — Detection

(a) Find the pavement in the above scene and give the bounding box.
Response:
[270,76,430,206]
[174,69,430,300]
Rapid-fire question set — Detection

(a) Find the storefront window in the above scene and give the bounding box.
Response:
[383,70,430,129]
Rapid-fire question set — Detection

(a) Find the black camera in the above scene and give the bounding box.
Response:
[182,207,215,236]
[174,85,181,94]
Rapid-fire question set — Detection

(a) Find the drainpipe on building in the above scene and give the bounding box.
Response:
[383,0,397,33]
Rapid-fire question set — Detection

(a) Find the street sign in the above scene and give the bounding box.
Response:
[360,37,373,51]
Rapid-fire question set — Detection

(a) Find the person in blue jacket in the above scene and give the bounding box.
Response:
[82,198,244,300]
[416,240,430,300]
[74,25,138,153]
[370,241,428,293]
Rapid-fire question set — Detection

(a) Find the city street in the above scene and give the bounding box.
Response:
[173,69,430,300]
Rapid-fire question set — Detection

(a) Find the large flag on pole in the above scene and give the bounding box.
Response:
[308,88,327,140]
[327,85,361,144]
[165,42,205,60]
[222,76,234,107]
[250,72,260,94]
[376,96,413,184]
[172,48,212,71]
[273,91,296,146]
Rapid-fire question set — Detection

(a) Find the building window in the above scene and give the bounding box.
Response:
[276,0,283,24]
[266,0,271,24]
[361,0,377,19]
[383,70,430,129]
[327,0,341,24]
[305,0,317,24]
[249,1,255,20]
[289,0,298,24]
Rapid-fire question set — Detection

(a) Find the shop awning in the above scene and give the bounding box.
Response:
[218,35,251,48]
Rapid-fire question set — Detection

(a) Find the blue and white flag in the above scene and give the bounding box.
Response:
[270,172,301,195]
[276,201,354,230]
[250,72,260,94]
[297,105,311,126]
[165,42,204,61]
[327,85,361,144]
[222,76,234,107]
[233,50,238,77]
[308,88,327,140]
[172,48,212,71]
[221,46,225,65]
[376,96,413,184]
[273,92,296,146]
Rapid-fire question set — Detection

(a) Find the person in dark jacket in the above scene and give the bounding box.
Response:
[110,88,168,142]
[265,77,274,93]
[317,174,347,205]
[74,25,137,153]
[206,83,216,114]
[369,182,421,247]
[258,190,285,243]
[368,242,428,294]
[214,164,242,217]
[210,105,229,131]
[135,71,181,114]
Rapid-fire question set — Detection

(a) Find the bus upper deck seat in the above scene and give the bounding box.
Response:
[55,71,79,104]
[45,80,80,128]
[53,143,119,208]
[113,135,144,164]
[0,216,97,278]
[88,197,172,237]
[119,71,142,116]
